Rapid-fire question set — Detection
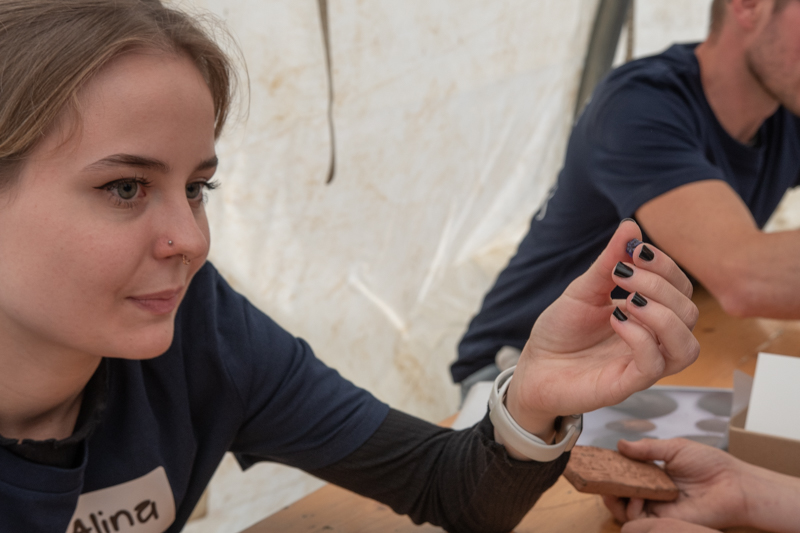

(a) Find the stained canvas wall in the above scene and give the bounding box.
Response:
[197,0,598,422]
[174,0,799,531]
[180,0,598,529]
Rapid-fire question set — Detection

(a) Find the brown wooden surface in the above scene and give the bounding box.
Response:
[657,286,800,389]
[245,286,800,533]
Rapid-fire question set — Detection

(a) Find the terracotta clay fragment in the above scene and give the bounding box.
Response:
[564,446,679,501]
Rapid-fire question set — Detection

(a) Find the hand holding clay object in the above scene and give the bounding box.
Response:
[564,446,678,501]
[604,438,800,533]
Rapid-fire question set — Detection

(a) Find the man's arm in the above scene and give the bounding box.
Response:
[636,179,800,319]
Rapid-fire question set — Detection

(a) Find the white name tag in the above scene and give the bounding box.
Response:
[66,466,175,533]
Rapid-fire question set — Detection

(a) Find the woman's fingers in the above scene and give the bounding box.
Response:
[626,498,646,520]
[609,257,700,378]
[617,438,684,463]
[629,293,699,375]
[611,293,699,381]
[610,311,670,388]
[603,495,630,522]
[622,518,720,533]
[602,495,650,523]
[628,240,693,299]
[613,261,699,331]
[569,219,643,305]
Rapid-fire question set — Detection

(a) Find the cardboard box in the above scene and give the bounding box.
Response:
[729,408,800,478]
[726,357,800,478]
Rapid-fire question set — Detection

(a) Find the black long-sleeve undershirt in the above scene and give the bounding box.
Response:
[3,361,568,533]
[311,409,570,533]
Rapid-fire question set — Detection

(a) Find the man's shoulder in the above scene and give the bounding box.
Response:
[577,44,705,142]
[598,47,700,115]
[606,43,700,90]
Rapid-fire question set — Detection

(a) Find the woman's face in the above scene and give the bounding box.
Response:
[0,51,217,361]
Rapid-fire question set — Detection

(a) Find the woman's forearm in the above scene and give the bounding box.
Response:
[742,463,800,532]
[310,409,569,533]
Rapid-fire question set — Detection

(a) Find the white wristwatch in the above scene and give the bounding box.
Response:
[488,366,582,462]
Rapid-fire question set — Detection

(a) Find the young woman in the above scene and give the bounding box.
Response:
[0,1,699,532]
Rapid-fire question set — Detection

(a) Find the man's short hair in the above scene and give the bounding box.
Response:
[710,0,796,34]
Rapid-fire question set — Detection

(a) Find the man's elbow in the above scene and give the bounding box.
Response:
[713,278,764,318]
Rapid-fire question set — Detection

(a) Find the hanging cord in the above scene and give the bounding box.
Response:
[317,0,337,184]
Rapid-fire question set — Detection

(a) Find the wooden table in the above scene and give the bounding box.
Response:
[245,287,800,533]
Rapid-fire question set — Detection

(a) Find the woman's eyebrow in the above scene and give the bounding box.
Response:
[197,155,218,171]
[84,154,170,173]
[83,154,218,173]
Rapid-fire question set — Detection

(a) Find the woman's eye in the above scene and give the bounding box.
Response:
[95,177,150,206]
[116,181,139,200]
[186,182,202,200]
[186,180,219,202]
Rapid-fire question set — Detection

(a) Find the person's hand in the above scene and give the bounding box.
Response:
[603,438,748,530]
[621,518,720,533]
[504,219,700,438]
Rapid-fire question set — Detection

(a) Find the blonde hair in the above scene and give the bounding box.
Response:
[0,0,236,190]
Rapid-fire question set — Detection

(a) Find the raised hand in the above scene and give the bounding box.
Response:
[505,220,699,437]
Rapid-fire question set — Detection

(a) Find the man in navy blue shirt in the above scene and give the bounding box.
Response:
[453,0,800,389]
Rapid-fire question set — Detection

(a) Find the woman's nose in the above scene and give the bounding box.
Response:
[154,196,210,263]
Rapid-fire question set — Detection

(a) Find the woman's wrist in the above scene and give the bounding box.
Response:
[489,368,561,461]
[741,463,800,532]
[492,417,556,462]
[503,380,558,443]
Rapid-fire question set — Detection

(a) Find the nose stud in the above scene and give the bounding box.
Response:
[169,240,188,264]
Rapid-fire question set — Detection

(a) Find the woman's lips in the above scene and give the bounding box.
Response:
[128,288,182,315]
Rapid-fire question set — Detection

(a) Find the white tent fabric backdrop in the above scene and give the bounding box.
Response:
[198,0,596,422]
[172,0,800,530]
[182,0,599,529]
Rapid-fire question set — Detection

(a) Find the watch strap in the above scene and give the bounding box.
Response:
[488,366,582,462]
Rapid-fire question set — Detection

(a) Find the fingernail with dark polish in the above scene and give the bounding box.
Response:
[626,239,643,257]
[638,245,655,262]
[619,218,635,226]
[631,292,648,307]
[614,262,634,278]
[613,307,628,321]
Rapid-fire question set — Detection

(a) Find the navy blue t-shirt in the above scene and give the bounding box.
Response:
[0,262,389,532]
[452,43,800,383]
